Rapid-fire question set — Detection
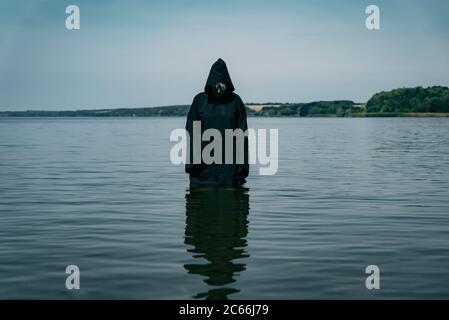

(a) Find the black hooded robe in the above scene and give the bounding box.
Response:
[185,58,249,186]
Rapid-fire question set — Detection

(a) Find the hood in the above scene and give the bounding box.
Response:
[205,58,235,94]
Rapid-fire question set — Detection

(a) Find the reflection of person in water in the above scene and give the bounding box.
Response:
[184,186,250,300]
[185,58,249,186]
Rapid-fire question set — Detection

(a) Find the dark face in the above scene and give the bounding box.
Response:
[211,82,227,97]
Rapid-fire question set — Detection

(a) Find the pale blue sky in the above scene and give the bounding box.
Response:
[1,0,449,110]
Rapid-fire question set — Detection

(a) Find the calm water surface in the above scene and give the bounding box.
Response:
[0,117,448,299]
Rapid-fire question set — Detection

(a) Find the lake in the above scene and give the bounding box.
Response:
[0,117,449,299]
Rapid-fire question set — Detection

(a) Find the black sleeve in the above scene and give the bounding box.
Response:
[235,98,249,179]
[185,96,201,175]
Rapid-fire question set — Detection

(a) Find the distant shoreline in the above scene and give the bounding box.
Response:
[1,86,448,118]
[353,112,449,117]
[2,112,449,118]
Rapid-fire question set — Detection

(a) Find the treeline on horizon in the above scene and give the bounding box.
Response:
[366,86,449,114]
[1,86,448,117]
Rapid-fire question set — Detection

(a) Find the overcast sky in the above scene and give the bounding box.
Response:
[1,0,449,110]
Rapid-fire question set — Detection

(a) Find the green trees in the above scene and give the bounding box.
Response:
[253,101,355,117]
[366,86,449,113]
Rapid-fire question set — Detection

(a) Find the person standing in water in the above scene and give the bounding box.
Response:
[185,58,249,186]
